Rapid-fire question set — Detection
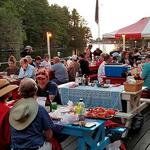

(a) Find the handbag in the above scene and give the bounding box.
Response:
[38,142,52,150]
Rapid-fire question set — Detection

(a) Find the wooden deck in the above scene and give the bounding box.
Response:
[124,105,150,150]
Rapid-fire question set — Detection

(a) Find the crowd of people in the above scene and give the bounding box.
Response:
[1,44,150,149]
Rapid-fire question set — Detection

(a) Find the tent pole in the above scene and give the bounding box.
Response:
[98,22,100,49]
[122,34,126,51]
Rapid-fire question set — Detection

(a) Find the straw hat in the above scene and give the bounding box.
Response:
[0,79,18,97]
[9,98,39,130]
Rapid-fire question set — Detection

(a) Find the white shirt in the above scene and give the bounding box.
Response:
[97,61,106,82]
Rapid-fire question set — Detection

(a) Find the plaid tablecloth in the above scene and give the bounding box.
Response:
[59,83,124,111]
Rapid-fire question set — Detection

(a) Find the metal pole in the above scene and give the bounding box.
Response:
[47,32,51,65]
[122,34,126,51]
[47,32,50,56]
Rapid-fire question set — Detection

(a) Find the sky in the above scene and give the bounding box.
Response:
[48,0,150,39]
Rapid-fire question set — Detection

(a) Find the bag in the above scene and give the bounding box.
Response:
[38,142,52,150]
[131,113,144,132]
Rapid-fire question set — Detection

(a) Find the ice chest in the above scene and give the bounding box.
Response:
[105,64,128,77]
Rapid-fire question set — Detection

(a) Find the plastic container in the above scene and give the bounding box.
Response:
[124,80,144,92]
[105,64,128,77]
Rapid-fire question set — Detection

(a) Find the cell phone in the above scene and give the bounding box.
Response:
[84,122,96,128]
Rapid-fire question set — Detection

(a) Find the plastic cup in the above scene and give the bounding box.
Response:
[105,79,111,85]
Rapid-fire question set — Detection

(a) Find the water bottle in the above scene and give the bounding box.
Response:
[78,98,85,121]
[75,72,79,85]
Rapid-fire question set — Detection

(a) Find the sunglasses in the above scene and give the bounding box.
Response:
[36,77,46,80]
[36,72,46,76]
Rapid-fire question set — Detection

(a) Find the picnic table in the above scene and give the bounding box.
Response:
[58,82,150,135]
[54,119,110,150]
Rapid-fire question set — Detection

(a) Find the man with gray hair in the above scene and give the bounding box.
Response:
[18,57,35,79]
[9,78,54,150]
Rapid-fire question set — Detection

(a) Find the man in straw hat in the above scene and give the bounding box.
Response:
[9,78,62,150]
[0,79,18,150]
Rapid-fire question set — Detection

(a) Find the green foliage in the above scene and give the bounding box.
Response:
[0,0,92,59]
[0,6,24,50]
[68,9,92,52]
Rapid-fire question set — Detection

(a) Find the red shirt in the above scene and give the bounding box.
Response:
[0,101,10,150]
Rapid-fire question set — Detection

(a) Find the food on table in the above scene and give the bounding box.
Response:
[85,107,118,119]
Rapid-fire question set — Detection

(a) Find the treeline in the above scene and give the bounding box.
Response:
[0,0,92,58]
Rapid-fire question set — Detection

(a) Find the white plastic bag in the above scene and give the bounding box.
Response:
[106,140,121,150]
[38,142,52,150]
[127,76,136,84]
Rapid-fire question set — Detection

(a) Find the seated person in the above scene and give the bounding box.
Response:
[25,55,35,67]
[51,56,69,85]
[67,55,80,81]
[36,68,62,104]
[141,55,150,90]
[18,57,35,79]
[34,55,42,69]
[0,79,18,150]
[9,78,62,150]
[6,55,19,76]
[40,53,51,69]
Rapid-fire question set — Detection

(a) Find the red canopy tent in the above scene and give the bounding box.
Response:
[103,17,150,40]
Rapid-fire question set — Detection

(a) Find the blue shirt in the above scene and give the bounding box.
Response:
[37,81,62,104]
[141,63,150,89]
[52,63,69,83]
[11,105,61,149]
[18,64,35,79]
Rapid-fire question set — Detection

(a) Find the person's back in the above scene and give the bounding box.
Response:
[52,57,69,84]
[0,79,18,150]
[9,78,53,149]
[79,54,90,75]
[68,55,80,81]
[0,102,10,150]
[141,58,150,89]
[52,63,68,82]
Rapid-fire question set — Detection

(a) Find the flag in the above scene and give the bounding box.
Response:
[95,0,99,24]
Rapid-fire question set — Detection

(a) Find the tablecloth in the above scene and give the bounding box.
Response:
[59,84,124,110]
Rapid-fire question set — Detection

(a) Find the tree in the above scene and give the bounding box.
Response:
[22,0,50,48]
[48,5,70,48]
[0,4,24,51]
[69,9,92,53]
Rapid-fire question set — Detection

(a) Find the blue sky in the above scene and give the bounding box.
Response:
[48,0,150,39]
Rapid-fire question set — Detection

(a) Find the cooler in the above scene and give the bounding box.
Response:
[105,64,128,77]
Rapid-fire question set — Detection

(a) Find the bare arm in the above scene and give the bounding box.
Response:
[44,128,53,141]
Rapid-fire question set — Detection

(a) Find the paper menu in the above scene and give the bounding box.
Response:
[37,97,46,107]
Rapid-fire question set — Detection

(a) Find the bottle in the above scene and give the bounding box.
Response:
[78,98,85,121]
[82,74,86,86]
[78,75,82,85]
[75,72,79,85]
[45,96,52,112]
[88,77,90,85]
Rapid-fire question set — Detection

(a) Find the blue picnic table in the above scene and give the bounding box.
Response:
[54,119,110,150]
